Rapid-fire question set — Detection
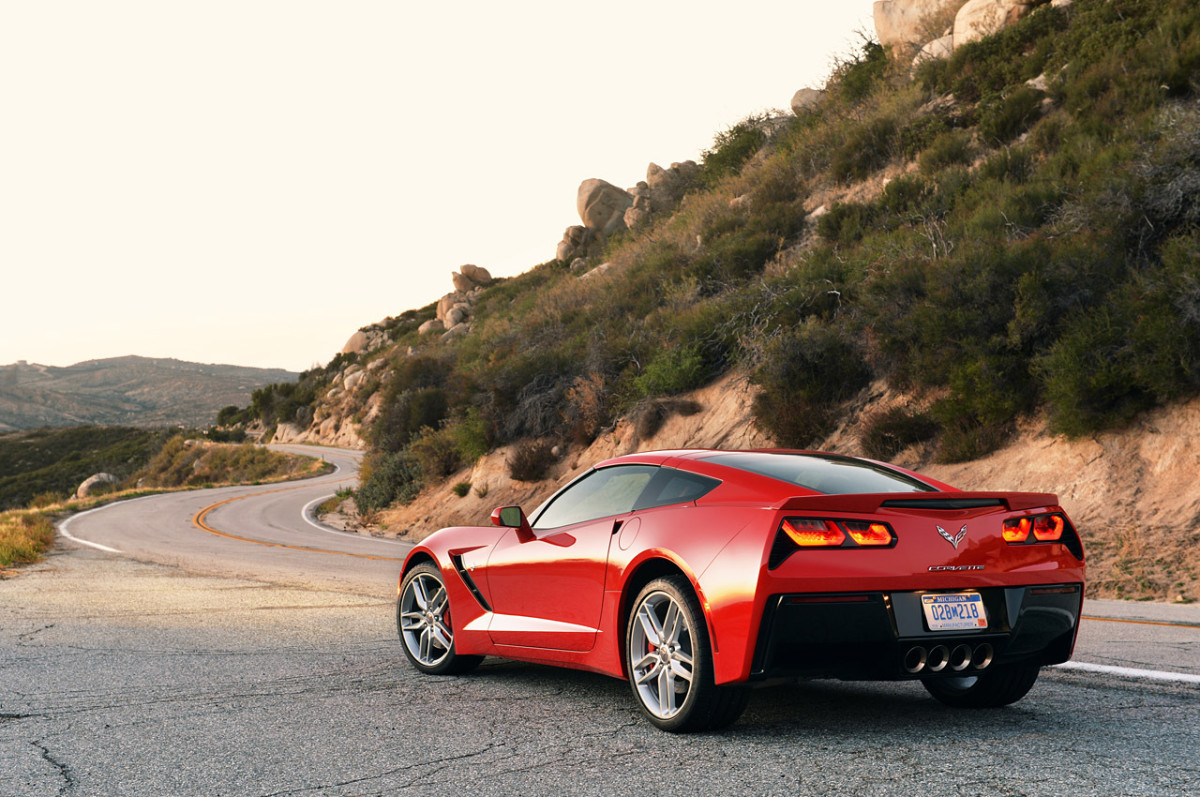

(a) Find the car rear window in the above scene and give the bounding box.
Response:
[701,452,933,495]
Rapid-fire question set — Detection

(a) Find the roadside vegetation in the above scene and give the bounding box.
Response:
[226,1,1200,526]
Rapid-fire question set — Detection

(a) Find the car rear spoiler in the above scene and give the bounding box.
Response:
[777,491,1060,514]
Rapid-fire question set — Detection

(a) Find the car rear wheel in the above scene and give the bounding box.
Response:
[626,576,749,732]
[397,562,482,675]
[922,663,1040,708]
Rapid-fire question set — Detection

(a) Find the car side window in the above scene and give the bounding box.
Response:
[532,465,658,530]
[634,468,721,512]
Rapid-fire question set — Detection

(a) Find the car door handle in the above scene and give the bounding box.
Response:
[611,520,623,536]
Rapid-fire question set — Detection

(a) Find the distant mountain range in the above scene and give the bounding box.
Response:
[0,356,298,431]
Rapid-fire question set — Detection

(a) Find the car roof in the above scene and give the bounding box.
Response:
[591,448,954,498]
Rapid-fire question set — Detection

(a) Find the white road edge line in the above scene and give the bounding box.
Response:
[1054,661,1200,685]
[55,499,152,554]
[299,494,411,547]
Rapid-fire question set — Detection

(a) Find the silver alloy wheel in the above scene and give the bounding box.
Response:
[629,590,695,719]
[399,572,454,667]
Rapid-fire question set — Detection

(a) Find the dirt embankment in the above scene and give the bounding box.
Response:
[364,372,1198,603]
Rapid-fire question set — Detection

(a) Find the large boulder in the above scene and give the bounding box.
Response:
[790,88,824,115]
[577,179,633,237]
[75,472,118,499]
[954,0,1039,48]
[341,330,370,355]
[459,263,492,285]
[874,0,966,49]
[556,225,591,262]
[913,33,955,65]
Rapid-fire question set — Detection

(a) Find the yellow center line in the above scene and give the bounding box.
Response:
[1082,615,1200,630]
[192,486,406,563]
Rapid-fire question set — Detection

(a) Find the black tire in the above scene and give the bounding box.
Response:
[397,562,482,675]
[625,576,749,732]
[922,664,1040,708]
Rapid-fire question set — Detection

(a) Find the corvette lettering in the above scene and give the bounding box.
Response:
[928,565,986,571]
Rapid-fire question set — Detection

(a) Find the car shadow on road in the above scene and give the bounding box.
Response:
[461,657,1055,738]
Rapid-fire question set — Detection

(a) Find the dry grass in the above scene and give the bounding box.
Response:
[0,511,56,570]
[1081,524,1200,603]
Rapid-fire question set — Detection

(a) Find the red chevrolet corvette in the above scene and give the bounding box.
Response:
[396,449,1085,731]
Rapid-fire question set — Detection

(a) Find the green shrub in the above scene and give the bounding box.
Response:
[449,408,491,464]
[879,175,930,215]
[371,387,449,454]
[356,452,422,512]
[979,86,1045,144]
[507,440,554,482]
[831,116,897,182]
[817,203,875,246]
[860,407,939,461]
[831,39,890,104]
[751,322,872,447]
[409,426,461,479]
[919,130,973,174]
[701,116,769,185]
[452,481,472,498]
[633,345,707,397]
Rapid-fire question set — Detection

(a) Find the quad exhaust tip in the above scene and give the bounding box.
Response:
[904,643,994,675]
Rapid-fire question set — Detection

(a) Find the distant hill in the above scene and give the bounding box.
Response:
[0,356,298,431]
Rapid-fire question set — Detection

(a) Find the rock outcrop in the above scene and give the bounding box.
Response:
[341,322,391,356]
[873,0,1054,65]
[419,265,496,338]
[954,0,1039,48]
[577,179,634,238]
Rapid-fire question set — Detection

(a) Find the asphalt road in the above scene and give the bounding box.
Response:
[2,446,1198,795]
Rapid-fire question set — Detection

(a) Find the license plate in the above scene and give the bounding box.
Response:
[921,592,988,631]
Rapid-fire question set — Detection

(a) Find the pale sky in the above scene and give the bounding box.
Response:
[2,1,874,372]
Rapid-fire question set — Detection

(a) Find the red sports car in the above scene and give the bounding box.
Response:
[396,449,1085,731]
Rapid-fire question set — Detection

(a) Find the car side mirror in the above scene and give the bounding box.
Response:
[490,505,533,541]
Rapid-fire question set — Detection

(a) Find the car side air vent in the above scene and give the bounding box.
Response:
[880,498,1006,510]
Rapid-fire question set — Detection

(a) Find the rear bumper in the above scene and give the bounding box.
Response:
[750,584,1082,680]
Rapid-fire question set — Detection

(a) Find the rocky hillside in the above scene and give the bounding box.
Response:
[0,356,297,431]
[230,0,1199,599]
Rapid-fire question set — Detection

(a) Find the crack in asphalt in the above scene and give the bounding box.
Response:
[256,743,503,796]
[32,740,75,796]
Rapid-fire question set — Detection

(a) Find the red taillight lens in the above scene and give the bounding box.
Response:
[782,518,845,547]
[844,521,894,546]
[1033,514,1065,541]
[1002,517,1031,543]
[1004,512,1070,544]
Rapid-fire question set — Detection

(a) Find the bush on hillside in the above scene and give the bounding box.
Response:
[751,323,872,447]
[507,440,554,482]
[356,452,422,513]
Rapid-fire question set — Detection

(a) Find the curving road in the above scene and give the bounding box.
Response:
[58,444,411,597]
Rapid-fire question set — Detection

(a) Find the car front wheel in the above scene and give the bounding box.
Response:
[397,562,482,675]
[922,664,1040,708]
[626,576,748,732]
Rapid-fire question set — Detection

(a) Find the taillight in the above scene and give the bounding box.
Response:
[844,521,894,547]
[1033,514,1064,541]
[782,518,845,547]
[1002,517,1031,543]
[1004,512,1069,545]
